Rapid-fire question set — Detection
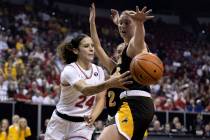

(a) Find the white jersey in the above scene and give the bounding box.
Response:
[56,62,105,117]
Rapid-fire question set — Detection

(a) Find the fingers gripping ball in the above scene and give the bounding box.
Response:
[130,53,164,85]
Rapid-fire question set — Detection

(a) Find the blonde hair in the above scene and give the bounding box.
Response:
[121,10,136,16]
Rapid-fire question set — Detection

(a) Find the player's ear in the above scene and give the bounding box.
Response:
[72,48,79,55]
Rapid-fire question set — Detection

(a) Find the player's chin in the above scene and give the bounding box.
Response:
[87,56,94,62]
[119,32,126,38]
[120,33,130,40]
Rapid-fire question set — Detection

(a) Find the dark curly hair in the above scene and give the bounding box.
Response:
[57,33,88,64]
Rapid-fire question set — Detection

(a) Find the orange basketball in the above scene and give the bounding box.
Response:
[130,53,164,85]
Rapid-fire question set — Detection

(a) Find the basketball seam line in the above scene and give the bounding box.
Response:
[132,61,144,83]
[135,58,163,72]
[137,63,158,81]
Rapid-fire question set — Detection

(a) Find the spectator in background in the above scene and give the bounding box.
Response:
[18,118,31,140]
[163,98,174,111]
[0,71,8,101]
[164,123,171,135]
[0,119,9,140]
[154,97,164,111]
[42,91,55,105]
[174,92,186,111]
[148,120,164,134]
[205,102,210,112]
[203,124,210,137]
[14,83,30,103]
[39,118,50,140]
[195,114,204,136]
[171,117,180,129]
[0,34,9,53]
[8,114,20,140]
[186,99,196,112]
[171,122,186,135]
[4,56,17,81]
[31,90,44,104]
[195,99,204,112]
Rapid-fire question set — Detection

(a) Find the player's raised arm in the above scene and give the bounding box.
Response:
[126,6,154,57]
[89,3,116,73]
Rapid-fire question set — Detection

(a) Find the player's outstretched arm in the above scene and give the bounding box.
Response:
[127,6,154,57]
[74,71,132,96]
[89,3,116,73]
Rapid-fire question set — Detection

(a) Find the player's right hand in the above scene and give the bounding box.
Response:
[111,9,119,25]
[108,71,133,90]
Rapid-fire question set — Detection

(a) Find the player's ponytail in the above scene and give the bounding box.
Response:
[57,33,88,64]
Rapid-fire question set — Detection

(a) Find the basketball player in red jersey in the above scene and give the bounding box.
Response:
[89,3,155,140]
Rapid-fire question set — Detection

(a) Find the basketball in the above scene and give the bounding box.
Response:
[130,53,164,85]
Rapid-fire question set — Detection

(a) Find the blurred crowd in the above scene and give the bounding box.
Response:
[147,114,210,137]
[0,1,209,112]
[0,114,31,140]
[0,1,208,112]
[92,114,210,139]
[0,1,210,138]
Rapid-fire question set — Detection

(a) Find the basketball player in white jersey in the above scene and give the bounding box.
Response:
[44,34,132,140]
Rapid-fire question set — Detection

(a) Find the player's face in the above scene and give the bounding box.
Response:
[118,14,135,41]
[77,36,95,62]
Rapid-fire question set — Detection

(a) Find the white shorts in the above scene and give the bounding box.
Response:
[44,111,95,140]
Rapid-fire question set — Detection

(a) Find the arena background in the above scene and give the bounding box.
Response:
[0,0,210,140]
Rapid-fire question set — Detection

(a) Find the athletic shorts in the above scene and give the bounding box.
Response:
[45,111,95,140]
[115,96,154,140]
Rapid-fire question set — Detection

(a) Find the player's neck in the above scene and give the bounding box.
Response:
[76,60,91,70]
[123,37,130,45]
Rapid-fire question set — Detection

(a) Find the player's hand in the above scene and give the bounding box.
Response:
[84,115,95,127]
[108,71,133,90]
[125,6,154,23]
[111,9,119,25]
[89,3,96,24]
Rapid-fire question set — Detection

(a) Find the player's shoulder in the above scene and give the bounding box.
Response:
[62,63,77,74]
[63,63,76,70]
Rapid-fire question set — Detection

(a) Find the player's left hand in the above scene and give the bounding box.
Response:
[125,6,154,23]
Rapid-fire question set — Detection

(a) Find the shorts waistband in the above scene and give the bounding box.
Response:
[55,109,84,122]
[120,90,151,99]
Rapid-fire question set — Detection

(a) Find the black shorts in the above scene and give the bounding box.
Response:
[115,96,154,140]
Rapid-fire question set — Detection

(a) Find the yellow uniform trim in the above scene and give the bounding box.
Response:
[115,102,133,140]
[144,130,148,137]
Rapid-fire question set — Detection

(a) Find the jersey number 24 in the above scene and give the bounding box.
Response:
[75,95,95,108]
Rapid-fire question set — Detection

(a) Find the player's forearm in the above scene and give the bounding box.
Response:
[90,22,115,73]
[133,22,145,52]
[91,95,105,119]
[81,81,111,96]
